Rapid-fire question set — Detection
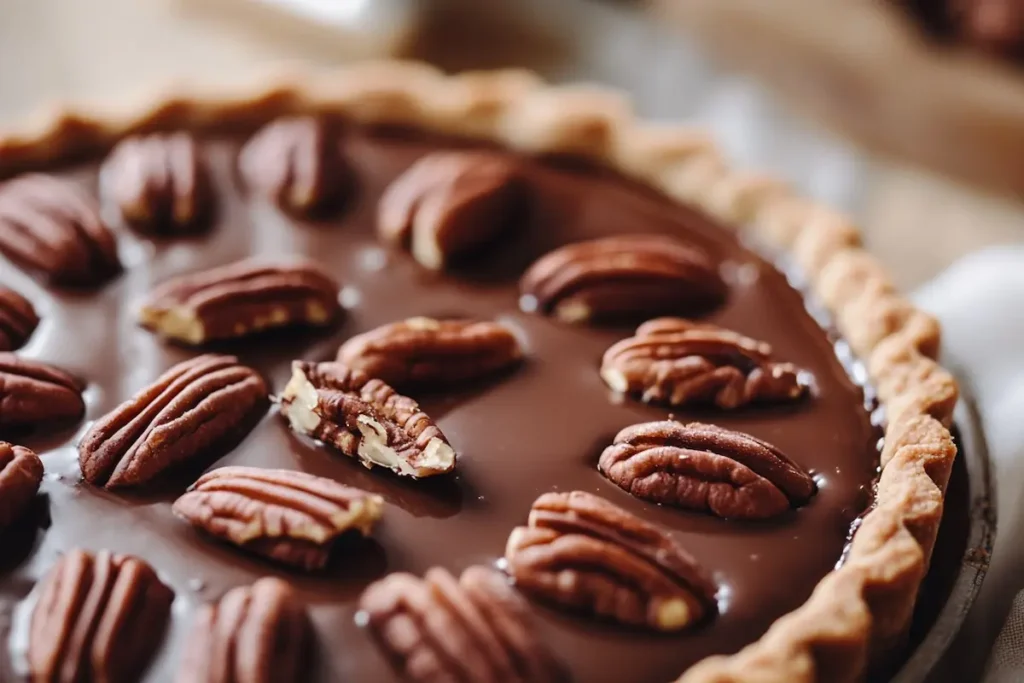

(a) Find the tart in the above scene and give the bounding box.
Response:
[0,62,957,683]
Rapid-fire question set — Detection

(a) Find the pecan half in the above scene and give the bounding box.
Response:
[359,566,567,683]
[336,317,523,389]
[239,116,352,217]
[598,421,817,519]
[101,132,213,234]
[139,258,341,345]
[378,151,526,270]
[0,353,85,429]
[176,577,311,683]
[519,235,726,324]
[0,174,120,287]
[504,490,716,631]
[0,442,43,530]
[601,318,810,409]
[28,549,174,683]
[279,361,456,478]
[78,355,268,489]
[0,287,39,351]
[172,466,383,570]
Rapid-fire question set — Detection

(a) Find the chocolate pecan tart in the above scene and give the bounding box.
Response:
[0,63,957,683]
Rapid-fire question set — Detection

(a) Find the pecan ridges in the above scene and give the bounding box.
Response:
[359,566,567,683]
[0,353,85,429]
[139,258,341,345]
[172,466,383,570]
[239,116,352,217]
[519,235,726,324]
[0,173,121,286]
[336,317,522,389]
[28,549,174,683]
[101,132,213,234]
[0,287,39,351]
[176,577,311,683]
[78,354,268,489]
[598,421,816,519]
[0,442,43,530]
[601,318,810,409]
[279,361,456,478]
[505,490,717,631]
[378,151,526,270]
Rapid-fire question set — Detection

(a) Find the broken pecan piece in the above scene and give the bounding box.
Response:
[359,566,567,683]
[28,549,174,683]
[0,287,39,351]
[0,174,121,286]
[598,421,817,519]
[78,355,268,489]
[505,490,717,631]
[519,235,726,324]
[239,116,352,217]
[0,353,85,429]
[172,465,383,570]
[378,151,526,270]
[139,258,341,345]
[0,442,43,531]
[101,132,213,234]
[176,577,311,683]
[336,317,523,389]
[279,361,456,478]
[601,318,810,409]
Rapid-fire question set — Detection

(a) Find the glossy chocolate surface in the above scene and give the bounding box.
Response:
[0,126,884,682]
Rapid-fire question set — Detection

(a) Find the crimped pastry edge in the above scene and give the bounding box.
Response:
[0,60,958,683]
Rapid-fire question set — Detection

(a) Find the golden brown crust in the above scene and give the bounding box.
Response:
[0,61,957,683]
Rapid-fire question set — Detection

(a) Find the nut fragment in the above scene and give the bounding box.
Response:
[78,355,268,489]
[336,317,523,389]
[239,116,352,216]
[505,490,716,631]
[139,258,341,345]
[176,577,311,683]
[598,421,817,519]
[28,549,174,683]
[601,318,810,409]
[0,287,39,351]
[378,151,526,270]
[359,566,567,683]
[279,361,456,478]
[0,353,85,429]
[101,132,213,234]
[0,442,43,531]
[519,235,726,324]
[0,174,121,286]
[172,466,383,570]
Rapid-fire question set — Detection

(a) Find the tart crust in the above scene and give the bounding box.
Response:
[0,61,958,683]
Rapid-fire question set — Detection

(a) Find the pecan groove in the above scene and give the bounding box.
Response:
[28,549,174,683]
[0,287,39,351]
[519,235,726,324]
[78,355,268,489]
[0,174,121,286]
[598,421,817,519]
[139,258,341,345]
[172,466,383,569]
[0,353,85,429]
[601,318,810,409]
[176,577,311,683]
[378,151,525,270]
[336,317,523,388]
[101,132,213,234]
[279,361,456,478]
[0,442,43,530]
[359,566,567,683]
[505,491,716,631]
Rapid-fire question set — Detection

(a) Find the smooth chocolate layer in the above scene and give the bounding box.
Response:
[1,126,885,682]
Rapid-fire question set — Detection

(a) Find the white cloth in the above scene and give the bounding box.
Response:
[913,246,1024,682]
